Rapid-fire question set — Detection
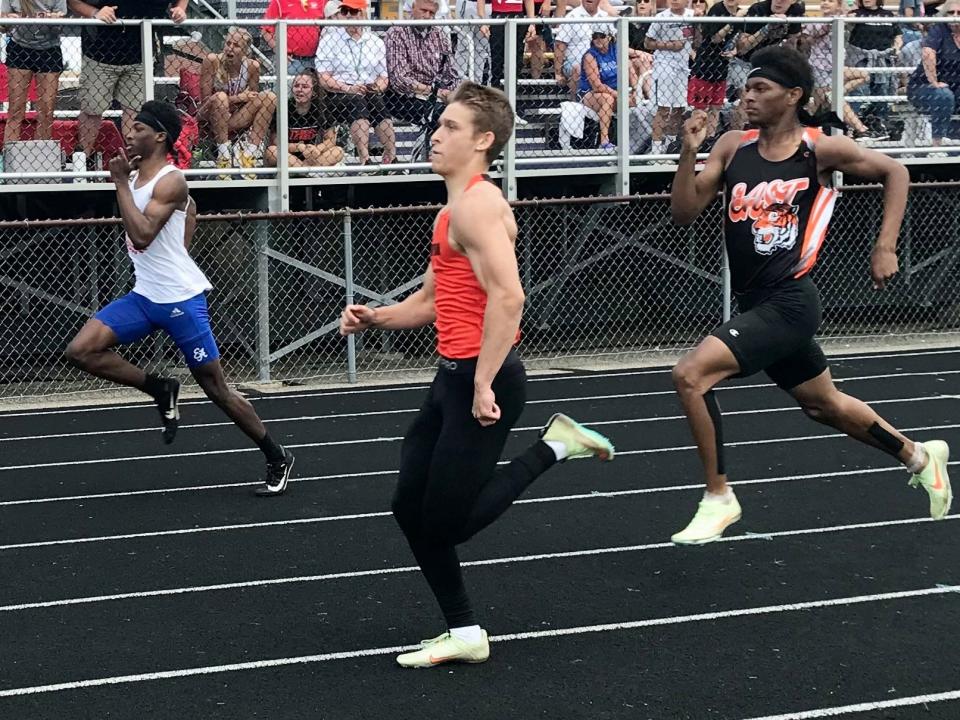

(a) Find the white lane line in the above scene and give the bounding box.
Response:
[1,514,955,613]
[1,584,956,697]
[4,416,958,474]
[1,352,957,419]
[2,391,951,445]
[739,690,960,720]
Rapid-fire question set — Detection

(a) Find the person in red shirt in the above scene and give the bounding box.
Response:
[261,0,325,78]
[340,81,614,669]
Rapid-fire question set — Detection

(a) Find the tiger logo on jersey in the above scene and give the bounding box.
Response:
[728,178,810,256]
[751,202,800,255]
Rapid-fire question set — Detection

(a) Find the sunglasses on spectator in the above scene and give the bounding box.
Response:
[340,6,362,13]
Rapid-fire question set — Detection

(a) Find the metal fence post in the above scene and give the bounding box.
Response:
[503,19,518,201]
[142,20,154,102]
[344,211,358,383]
[274,20,290,213]
[615,16,630,196]
[256,219,272,382]
[722,239,732,323]
[830,17,846,189]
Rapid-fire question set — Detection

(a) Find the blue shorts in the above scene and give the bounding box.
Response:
[94,291,221,368]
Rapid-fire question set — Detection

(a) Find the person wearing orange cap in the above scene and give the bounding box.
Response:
[314,0,398,165]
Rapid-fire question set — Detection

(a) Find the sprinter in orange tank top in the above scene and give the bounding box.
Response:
[340,81,615,668]
[668,47,951,546]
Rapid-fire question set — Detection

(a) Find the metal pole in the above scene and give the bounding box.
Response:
[503,20,518,201]
[275,20,291,212]
[227,0,237,18]
[142,20,155,101]
[830,17,845,189]
[615,16,630,196]
[343,211,358,383]
[256,220,271,381]
[721,243,731,322]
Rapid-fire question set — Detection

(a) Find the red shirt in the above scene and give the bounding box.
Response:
[490,0,525,13]
[262,0,324,58]
[430,175,520,359]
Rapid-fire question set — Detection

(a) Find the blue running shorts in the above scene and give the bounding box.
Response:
[94,291,221,368]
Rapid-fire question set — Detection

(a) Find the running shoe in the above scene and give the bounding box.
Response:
[155,377,180,445]
[396,630,490,668]
[671,492,742,545]
[908,440,952,520]
[540,413,615,462]
[255,448,295,497]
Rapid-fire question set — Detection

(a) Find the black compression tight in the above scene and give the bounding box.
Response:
[391,355,556,629]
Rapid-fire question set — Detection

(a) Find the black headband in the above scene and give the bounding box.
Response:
[135,110,179,146]
[747,65,809,98]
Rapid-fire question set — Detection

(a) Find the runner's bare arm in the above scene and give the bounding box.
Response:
[114,171,189,251]
[671,116,739,225]
[452,189,525,392]
[340,266,437,335]
[184,195,197,250]
[817,135,908,289]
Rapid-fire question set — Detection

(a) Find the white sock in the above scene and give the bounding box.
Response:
[906,443,927,474]
[246,142,259,156]
[544,440,568,461]
[651,139,667,155]
[217,143,230,158]
[450,625,483,644]
[666,134,677,145]
[703,488,734,504]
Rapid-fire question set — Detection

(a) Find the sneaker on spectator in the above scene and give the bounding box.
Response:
[238,150,257,181]
[216,155,232,181]
[598,142,616,152]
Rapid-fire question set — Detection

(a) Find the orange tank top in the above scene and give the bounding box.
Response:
[431,175,519,359]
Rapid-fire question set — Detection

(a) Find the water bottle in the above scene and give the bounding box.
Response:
[72,151,87,184]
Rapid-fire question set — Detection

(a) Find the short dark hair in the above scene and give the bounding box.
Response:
[140,100,183,152]
[750,45,814,106]
[449,81,515,164]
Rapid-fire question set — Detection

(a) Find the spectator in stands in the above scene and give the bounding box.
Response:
[579,29,638,148]
[645,0,693,155]
[454,0,491,84]
[686,0,740,143]
[199,27,278,175]
[525,0,553,80]
[385,0,459,128]
[68,0,188,169]
[555,0,617,16]
[732,0,804,129]
[847,0,902,138]
[802,0,876,140]
[553,0,610,97]
[401,0,450,17]
[0,0,66,146]
[628,0,654,99]
[900,0,924,45]
[261,0,326,78]
[315,0,397,164]
[907,0,960,146]
[482,0,535,89]
[265,69,344,168]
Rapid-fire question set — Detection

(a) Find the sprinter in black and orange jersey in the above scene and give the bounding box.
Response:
[669,46,951,546]
[339,81,614,668]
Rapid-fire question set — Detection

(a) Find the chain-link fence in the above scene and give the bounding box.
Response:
[3,14,960,189]
[0,184,958,400]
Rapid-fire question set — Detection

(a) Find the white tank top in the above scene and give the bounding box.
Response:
[127,165,212,304]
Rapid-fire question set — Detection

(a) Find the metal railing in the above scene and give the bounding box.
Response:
[2,15,960,202]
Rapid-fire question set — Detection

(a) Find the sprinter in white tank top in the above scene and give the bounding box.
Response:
[65,101,295,496]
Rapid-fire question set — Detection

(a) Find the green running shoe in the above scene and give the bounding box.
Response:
[540,413,615,462]
[671,492,742,545]
[396,631,490,668]
[908,440,952,520]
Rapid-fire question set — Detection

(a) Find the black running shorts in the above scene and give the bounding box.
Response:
[710,275,828,390]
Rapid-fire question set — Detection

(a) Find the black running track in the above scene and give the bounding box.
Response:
[1,348,959,720]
